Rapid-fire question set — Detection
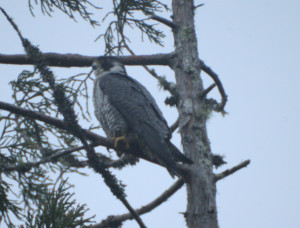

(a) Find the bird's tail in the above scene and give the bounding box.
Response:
[134,123,193,178]
[169,143,193,164]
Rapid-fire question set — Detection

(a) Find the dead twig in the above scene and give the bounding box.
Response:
[194,4,204,10]
[201,83,216,98]
[215,160,251,182]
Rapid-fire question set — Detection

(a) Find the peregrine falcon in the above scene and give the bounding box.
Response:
[92,56,193,177]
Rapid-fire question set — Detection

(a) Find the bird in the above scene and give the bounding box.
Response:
[92,56,193,178]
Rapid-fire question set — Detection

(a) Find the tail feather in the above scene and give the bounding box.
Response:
[136,123,183,178]
[169,143,193,164]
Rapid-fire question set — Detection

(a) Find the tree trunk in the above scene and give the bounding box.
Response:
[171,1,219,227]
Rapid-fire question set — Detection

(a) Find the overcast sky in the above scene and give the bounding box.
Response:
[0,0,299,227]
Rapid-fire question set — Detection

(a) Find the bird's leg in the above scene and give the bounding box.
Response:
[114,135,130,149]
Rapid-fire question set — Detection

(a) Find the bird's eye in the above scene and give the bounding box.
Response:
[92,63,98,70]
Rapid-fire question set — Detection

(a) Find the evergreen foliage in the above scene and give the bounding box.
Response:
[25,179,94,228]
[1,1,169,226]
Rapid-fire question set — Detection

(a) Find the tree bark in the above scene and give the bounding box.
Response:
[171,1,219,227]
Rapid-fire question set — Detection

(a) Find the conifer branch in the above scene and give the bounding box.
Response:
[0,8,146,228]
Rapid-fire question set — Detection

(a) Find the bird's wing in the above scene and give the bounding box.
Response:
[99,73,180,176]
[130,78,171,138]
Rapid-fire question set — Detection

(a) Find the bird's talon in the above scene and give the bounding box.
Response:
[114,135,130,149]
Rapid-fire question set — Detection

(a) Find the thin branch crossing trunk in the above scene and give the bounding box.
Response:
[171,1,219,227]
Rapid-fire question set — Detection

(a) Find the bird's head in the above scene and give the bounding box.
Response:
[92,56,126,76]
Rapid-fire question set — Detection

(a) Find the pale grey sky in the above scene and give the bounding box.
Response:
[0,0,299,227]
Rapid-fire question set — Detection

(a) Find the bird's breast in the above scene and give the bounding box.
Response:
[93,79,128,137]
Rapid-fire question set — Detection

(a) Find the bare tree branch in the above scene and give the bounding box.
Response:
[215,160,251,182]
[200,60,228,111]
[150,14,176,29]
[170,118,179,133]
[0,53,172,67]
[92,178,185,228]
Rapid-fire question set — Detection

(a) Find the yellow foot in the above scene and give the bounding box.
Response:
[114,135,130,149]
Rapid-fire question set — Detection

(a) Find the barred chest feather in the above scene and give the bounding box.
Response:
[93,76,128,137]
